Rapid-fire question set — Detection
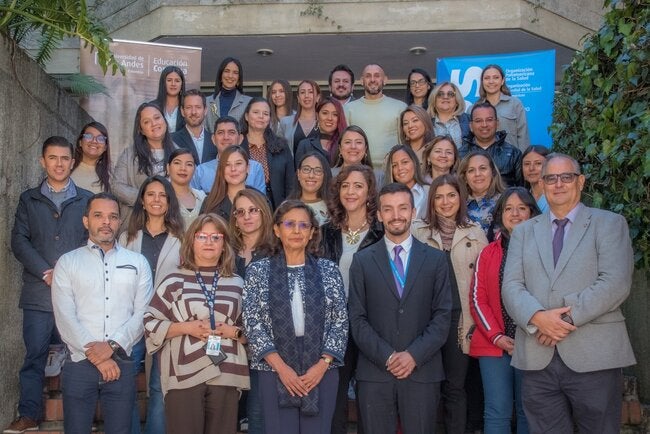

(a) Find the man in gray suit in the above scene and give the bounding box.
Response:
[503,153,635,434]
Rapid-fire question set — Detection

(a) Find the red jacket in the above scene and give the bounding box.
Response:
[469,237,507,358]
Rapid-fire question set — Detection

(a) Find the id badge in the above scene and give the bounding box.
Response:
[206,335,222,356]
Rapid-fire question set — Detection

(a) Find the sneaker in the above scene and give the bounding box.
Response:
[4,416,38,433]
[44,344,67,377]
[238,417,248,432]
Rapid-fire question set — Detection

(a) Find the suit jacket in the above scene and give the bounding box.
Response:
[119,231,181,290]
[171,127,217,164]
[502,204,636,372]
[348,237,451,383]
[205,91,251,133]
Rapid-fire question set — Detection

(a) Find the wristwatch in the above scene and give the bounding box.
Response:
[234,328,243,340]
[321,355,333,365]
[107,339,121,353]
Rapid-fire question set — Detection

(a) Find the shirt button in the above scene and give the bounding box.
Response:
[399,309,404,314]
[105,297,109,300]
[469,263,474,269]
[466,242,472,248]
[53,213,59,219]
[106,315,109,318]
[106,278,109,281]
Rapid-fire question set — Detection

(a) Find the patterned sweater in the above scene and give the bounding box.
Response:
[144,267,250,395]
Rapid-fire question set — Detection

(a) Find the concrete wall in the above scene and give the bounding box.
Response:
[0,34,92,426]
[623,269,650,402]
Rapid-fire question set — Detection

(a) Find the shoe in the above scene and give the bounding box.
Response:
[238,417,248,432]
[44,344,67,377]
[4,416,38,433]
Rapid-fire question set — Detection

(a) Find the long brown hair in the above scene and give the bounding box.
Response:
[126,176,184,243]
[425,174,472,231]
[180,213,236,276]
[202,146,249,214]
[327,165,378,230]
[229,188,274,255]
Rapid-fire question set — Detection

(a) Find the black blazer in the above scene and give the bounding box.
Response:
[171,127,217,164]
[319,219,384,263]
[348,237,451,383]
[240,137,296,209]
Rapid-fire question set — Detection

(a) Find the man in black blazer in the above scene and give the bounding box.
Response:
[349,183,451,434]
[171,89,217,164]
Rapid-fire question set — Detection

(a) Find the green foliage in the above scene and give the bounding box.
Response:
[551,0,650,268]
[0,0,123,75]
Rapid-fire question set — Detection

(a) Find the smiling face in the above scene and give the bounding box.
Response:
[84,198,120,251]
[142,181,169,219]
[193,221,225,267]
[297,156,324,196]
[221,61,240,91]
[273,207,315,253]
[361,64,386,98]
[501,193,532,234]
[298,82,317,110]
[223,151,249,186]
[433,183,460,220]
[428,139,455,173]
[79,126,107,162]
[470,106,498,144]
[212,121,240,154]
[234,195,263,236]
[340,130,367,165]
[377,191,415,242]
[542,157,584,212]
[167,153,196,187]
[165,72,182,97]
[180,94,206,128]
[402,110,425,142]
[245,101,271,131]
[465,154,493,197]
[435,83,458,115]
[482,67,505,96]
[409,72,430,100]
[139,106,167,142]
[522,151,546,185]
[41,144,74,189]
[317,102,339,135]
[330,70,353,100]
[270,82,286,107]
[339,170,370,214]
[391,150,416,188]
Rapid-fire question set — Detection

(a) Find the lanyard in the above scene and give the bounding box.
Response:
[195,271,219,329]
[388,251,409,291]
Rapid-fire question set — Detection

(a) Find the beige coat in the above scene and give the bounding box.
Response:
[412,220,488,353]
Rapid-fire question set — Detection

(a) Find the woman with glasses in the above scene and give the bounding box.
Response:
[421,135,460,183]
[384,144,429,219]
[278,80,322,155]
[479,64,530,151]
[243,200,347,434]
[201,146,252,220]
[320,164,383,434]
[152,66,186,133]
[71,121,111,193]
[144,213,249,434]
[405,68,433,110]
[167,148,206,229]
[521,145,550,213]
[399,105,435,169]
[427,81,471,149]
[469,187,540,434]
[295,96,347,168]
[290,152,332,226]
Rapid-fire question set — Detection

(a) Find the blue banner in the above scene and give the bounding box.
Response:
[436,50,555,148]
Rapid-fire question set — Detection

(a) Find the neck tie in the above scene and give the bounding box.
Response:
[393,245,405,296]
[552,218,569,266]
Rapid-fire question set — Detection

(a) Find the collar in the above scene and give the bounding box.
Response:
[549,202,583,224]
[186,125,205,140]
[384,234,413,255]
[87,239,119,254]
[45,178,72,193]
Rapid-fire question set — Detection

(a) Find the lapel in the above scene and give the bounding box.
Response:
[552,207,591,283]
[533,214,554,278]
[158,235,179,271]
[231,91,245,111]
[202,130,217,163]
[372,239,401,300]
[400,239,426,303]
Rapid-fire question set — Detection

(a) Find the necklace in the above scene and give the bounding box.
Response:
[344,220,368,244]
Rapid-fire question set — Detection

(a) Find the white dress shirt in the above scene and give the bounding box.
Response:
[384,234,414,272]
[52,241,153,361]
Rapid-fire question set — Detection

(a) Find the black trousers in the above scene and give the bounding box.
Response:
[441,311,470,434]
[331,337,363,434]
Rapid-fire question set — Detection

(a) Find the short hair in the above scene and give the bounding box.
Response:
[213,57,244,95]
[272,200,321,255]
[457,150,505,198]
[470,101,497,120]
[229,188,274,255]
[214,115,240,134]
[379,182,414,208]
[427,81,466,118]
[384,144,427,187]
[181,88,206,108]
[492,187,541,240]
[84,192,120,216]
[479,64,511,99]
[542,152,581,175]
[327,164,378,229]
[181,213,236,276]
[42,136,73,156]
[399,105,435,146]
[422,135,460,175]
[329,64,354,86]
[361,63,385,76]
[425,174,471,230]
[334,125,373,168]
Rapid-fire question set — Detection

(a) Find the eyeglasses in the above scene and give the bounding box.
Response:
[409,79,427,87]
[233,207,261,218]
[299,166,324,176]
[194,232,224,243]
[82,133,107,144]
[541,173,580,185]
[437,91,456,98]
[280,220,312,231]
[472,117,496,125]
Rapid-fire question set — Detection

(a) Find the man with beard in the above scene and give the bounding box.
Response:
[172,89,218,164]
[51,192,153,434]
[344,64,407,168]
[329,64,355,105]
[348,183,451,434]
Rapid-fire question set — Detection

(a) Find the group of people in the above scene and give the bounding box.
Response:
[6,57,635,434]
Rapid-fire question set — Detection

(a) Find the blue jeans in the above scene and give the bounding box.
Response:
[247,370,265,434]
[130,338,145,434]
[19,309,57,421]
[479,354,528,434]
[62,357,136,434]
[143,353,165,434]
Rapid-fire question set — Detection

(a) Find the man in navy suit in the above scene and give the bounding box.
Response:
[349,182,451,434]
[171,89,217,164]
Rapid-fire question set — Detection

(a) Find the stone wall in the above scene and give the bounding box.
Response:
[0,33,91,426]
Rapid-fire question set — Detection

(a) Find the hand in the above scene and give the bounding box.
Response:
[43,269,53,286]
[276,364,309,397]
[84,341,113,366]
[495,336,515,355]
[299,360,328,392]
[530,307,576,342]
[185,320,212,341]
[96,359,120,382]
[535,332,558,347]
[387,351,417,379]
[214,322,239,340]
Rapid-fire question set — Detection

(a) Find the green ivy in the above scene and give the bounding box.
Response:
[551,0,649,268]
